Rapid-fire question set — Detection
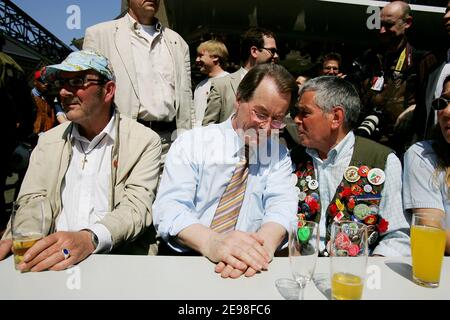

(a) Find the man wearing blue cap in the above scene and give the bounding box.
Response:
[0,50,162,271]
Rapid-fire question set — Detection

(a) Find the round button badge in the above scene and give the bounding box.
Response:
[308,179,319,190]
[367,168,386,186]
[344,166,360,183]
[291,173,298,186]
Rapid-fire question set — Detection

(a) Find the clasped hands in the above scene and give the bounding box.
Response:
[204,230,273,279]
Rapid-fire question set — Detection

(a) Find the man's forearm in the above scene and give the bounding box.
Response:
[256,222,287,258]
[177,223,216,257]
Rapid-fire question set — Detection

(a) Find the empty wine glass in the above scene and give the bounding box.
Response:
[288,219,319,300]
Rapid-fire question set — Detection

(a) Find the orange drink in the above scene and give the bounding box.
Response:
[411,225,446,287]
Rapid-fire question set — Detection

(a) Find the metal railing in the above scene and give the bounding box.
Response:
[0,0,72,63]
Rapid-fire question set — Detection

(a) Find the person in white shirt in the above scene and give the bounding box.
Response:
[290,76,410,257]
[83,0,192,165]
[0,50,161,272]
[193,40,229,126]
[153,64,298,279]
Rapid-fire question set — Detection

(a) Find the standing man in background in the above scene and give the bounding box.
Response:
[202,27,279,126]
[83,0,193,163]
[193,40,229,127]
[356,1,427,156]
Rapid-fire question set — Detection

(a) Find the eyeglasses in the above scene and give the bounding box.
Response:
[53,76,106,89]
[252,110,286,129]
[259,47,278,56]
[432,96,450,111]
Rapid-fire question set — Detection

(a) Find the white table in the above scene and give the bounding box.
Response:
[1,255,449,300]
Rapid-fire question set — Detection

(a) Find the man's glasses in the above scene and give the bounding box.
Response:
[252,110,286,129]
[431,96,450,111]
[52,76,106,89]
[259,47,278,56]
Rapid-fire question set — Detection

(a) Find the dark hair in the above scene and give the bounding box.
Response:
[236,63,297,108]
[240,27,276,63]
[321,52,342,66]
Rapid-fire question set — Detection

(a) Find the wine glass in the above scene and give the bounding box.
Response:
[288,220,319,300]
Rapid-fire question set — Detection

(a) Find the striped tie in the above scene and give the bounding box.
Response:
[210,146,249,233]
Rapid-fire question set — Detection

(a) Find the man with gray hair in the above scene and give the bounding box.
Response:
[290,76,410,257]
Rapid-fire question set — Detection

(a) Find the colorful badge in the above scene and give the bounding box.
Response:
[344,166,360,183]
[367,168,385,186]
[353,204,370,220]
[358,165,370,177]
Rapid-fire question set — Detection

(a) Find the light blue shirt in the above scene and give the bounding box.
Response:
[306,131,410,256]
[153,119,297,252]
[403,141,450,225]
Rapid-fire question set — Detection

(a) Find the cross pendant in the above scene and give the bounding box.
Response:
[81,155,87,170]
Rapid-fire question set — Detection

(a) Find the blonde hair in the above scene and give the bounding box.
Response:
[197,40,229,66]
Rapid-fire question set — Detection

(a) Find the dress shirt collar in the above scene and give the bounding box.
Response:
[220,116,246,158]
[71,110,116,145]
[306,131,355,165]
[126,13,162,32]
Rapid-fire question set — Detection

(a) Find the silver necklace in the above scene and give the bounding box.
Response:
[79,134,107,170]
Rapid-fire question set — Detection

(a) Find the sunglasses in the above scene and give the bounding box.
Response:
[431,97,450,111]
[53,76,106,89]
[259,47,278,56]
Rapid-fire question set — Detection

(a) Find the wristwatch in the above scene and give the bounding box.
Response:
[83,229,99,249]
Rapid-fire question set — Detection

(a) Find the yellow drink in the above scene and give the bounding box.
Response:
[12,235,42,270]
[411,225,446,286]
[331,272,364,300]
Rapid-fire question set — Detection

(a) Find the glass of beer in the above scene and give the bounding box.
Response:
[411,212,446,288]
[330,220,368,300]
[11,198,47,271]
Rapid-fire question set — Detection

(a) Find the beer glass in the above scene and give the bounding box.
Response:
[411,212,446,288]
[11,197,46,271]
[330,220,368,300]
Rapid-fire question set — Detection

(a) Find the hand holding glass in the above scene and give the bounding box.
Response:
[330,220,368,300]
[411,212,446,288]
[11,198,46,271]
[288,220,319,300]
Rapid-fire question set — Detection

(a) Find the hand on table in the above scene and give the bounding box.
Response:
[205,230,271,274]
[17,230,95,272]
[211,233,273,279]
[0,239,12,261]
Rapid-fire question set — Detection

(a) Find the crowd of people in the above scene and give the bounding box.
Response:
[0,0,448,278]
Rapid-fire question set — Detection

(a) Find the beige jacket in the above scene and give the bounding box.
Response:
[202,68,246,125]
[83,15,193,131]
[2,112,162,255]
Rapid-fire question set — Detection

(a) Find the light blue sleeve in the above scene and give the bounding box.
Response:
[403,143,445,211]
[262,148,297,233]
[372,153,411,257]
[152,134,200,242]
